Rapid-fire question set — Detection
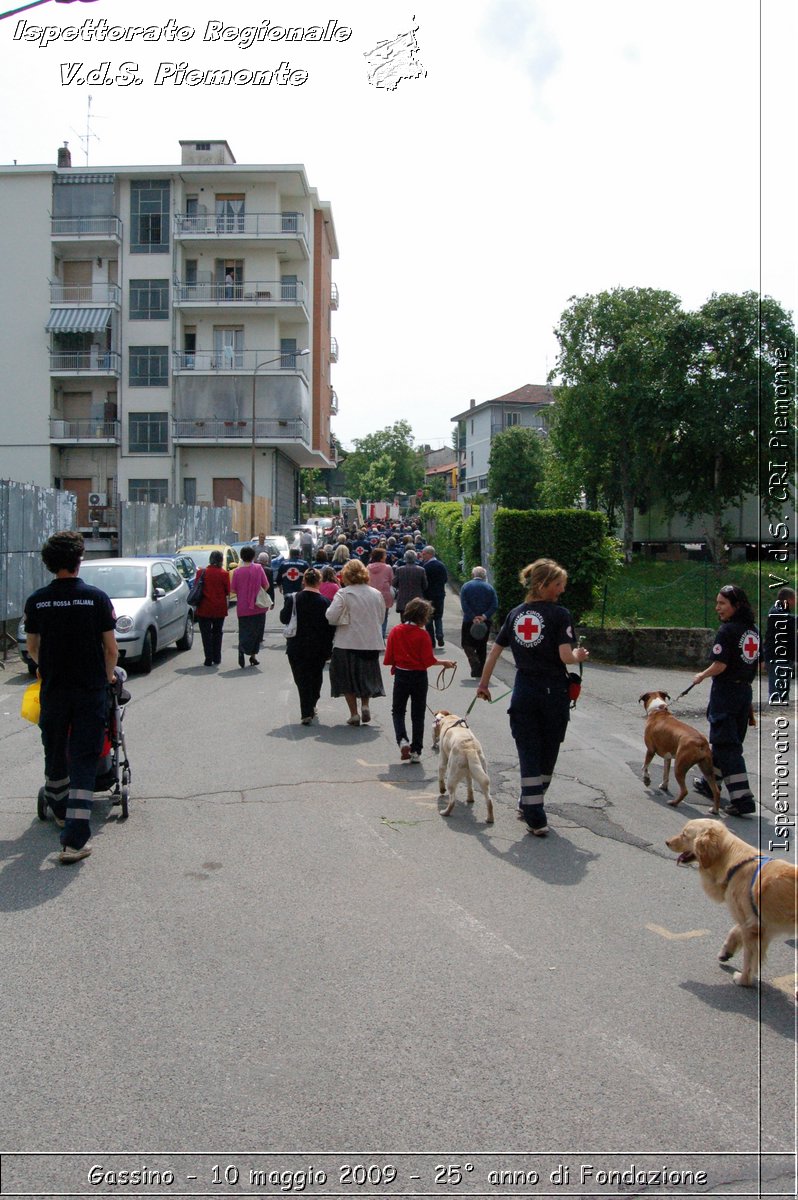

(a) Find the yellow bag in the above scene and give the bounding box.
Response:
[20,679,41,724]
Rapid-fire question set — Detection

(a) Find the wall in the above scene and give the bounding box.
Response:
[0,480,76,622]
[577,625,715,668]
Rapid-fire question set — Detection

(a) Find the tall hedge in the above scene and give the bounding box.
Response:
[461,512,481,577]
[419,501,464,583]
[493,509,617,622]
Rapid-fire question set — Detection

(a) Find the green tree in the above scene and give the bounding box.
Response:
[342,420,424,499]
[359,453,396,502]
[299,468,323,512]
[659,292,795,563]
[487,426,546,508]
[549,287,683,561]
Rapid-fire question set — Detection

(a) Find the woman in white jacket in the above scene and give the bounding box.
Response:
[326,558,386,725]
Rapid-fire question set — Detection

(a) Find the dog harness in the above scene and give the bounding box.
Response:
[723,854,772,921]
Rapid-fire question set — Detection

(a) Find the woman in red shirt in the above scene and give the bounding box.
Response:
[195,551,230,666]
[383,597,454,762]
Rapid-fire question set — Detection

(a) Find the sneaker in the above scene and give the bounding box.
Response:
[437,640,445,648]
[399,739,411,762]
[409,751,422,763]
[300,716,312,726]
[692,776,715,800]
[346,714,361,726]
[59,843,92,864]
[528,825,549,837]
[724,800,756,817]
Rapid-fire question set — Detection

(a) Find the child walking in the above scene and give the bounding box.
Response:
[383,598,455,762]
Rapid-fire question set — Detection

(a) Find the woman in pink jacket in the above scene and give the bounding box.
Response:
[231,546,271,668]
[367,547,395,639]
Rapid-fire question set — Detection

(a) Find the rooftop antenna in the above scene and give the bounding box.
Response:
[70,94,104,166]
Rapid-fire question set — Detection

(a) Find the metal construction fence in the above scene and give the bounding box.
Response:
[0,480,76,626]
[117,502,235,557]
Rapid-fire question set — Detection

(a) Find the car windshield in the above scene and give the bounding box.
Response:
[81,564,148,599]
[184,549,214,568]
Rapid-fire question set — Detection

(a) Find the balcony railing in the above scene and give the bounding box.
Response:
[174,280,306,305]
[50,418,120,442]
[330,336,339,363]
[330,389,339,415]
[331,282,339,309]
[174,212,307,241]
[50,283,121,305]
[173,416,309,443]
[173,349,309,377]
[51,216,122,240]
[49,351,121,375]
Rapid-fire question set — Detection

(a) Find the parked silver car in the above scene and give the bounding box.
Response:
[80,557,194,673]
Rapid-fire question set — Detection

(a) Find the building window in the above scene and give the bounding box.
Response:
[129,346,169,387]
[128,478,168,503]
[183,477,197,505]
[478,476,488,490]
[129,412,168,453]
[506,411,520,427]
[130,180,170,253]
[470,451,474,467]
[129,279,169,319]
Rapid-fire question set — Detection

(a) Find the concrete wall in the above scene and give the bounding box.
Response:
[577,625,715,669]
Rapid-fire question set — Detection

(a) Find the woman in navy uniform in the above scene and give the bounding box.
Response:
[691,584,759,817]
[477,559,589,836]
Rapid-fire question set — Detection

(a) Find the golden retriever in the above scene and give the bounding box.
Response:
[639,691,720,812]
[666,818,797,993]
[432,711,494,824]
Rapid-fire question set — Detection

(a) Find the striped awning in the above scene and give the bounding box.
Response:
[46,307,112,332]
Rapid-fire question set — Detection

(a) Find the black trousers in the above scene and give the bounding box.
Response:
[461,620,489,676]
[391,669,428,753]
[508,672,570,826]
[39,684,108,849]
[287,651,325,720]
[198,616,225,664]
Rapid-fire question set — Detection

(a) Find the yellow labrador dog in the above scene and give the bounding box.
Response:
[432,711,494,824]
[666,818,798,995]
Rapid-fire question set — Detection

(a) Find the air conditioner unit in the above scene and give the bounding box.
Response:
[88,492,107,507]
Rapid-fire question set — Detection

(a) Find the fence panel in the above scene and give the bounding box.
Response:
[0,481,76,624]
[480,503,497,584]
[118,502,236,556]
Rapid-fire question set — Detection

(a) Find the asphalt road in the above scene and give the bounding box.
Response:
[0,591,795,1199]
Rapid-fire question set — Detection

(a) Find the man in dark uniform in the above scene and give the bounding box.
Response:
[420,545,448,647]
[24,531,118,863]
[275,547,308,596]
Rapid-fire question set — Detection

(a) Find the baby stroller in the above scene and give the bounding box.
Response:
[36,668,132,823]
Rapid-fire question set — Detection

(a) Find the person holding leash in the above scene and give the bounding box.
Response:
[476,559,588,837]
[691,584,759,817]
[384,598,455,763]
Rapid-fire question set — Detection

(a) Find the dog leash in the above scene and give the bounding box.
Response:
[466,687,512,715]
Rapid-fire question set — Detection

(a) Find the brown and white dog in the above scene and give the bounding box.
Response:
[666,818,798,995]
[431,711,494,824]
[639,691,720,813]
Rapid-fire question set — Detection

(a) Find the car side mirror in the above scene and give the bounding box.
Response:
[153,587,166,599]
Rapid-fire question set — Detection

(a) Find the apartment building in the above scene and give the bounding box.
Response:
[451,383,554,496]
[0,139,338,535]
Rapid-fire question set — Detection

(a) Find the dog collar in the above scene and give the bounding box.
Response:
[723,855,772,921]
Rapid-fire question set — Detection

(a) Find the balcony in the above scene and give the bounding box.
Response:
[330,389,339,415]
[174,279,307,311]
[330,282,339,310]
[173,349,310,379]
[51,215,122,245]
[172,416,310,445]
[49,350,121,377]
[173,211,309,256]
[50,283,121,306]
[330,336,339,363]
[50,418,120,444]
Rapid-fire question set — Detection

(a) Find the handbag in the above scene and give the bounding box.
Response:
[281,593,298,638]
[187,569,205,607]
[20,678,41,724]
[255,585,272,610]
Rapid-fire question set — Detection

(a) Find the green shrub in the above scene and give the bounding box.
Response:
[419,501,464,583]
[461,512,481,577]
[493,509,619,622]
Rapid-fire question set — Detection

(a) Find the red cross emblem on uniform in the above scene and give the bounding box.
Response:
[740,630,760,663]
[356,546,365,556]
[514,610,543,646]
[285,567,301,582]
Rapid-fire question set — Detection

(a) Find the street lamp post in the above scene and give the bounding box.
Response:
[250,348,309,538]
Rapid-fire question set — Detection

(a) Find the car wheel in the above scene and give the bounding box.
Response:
[136,630,155,674]
[176,612,194,651]
[37,786,48,821]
